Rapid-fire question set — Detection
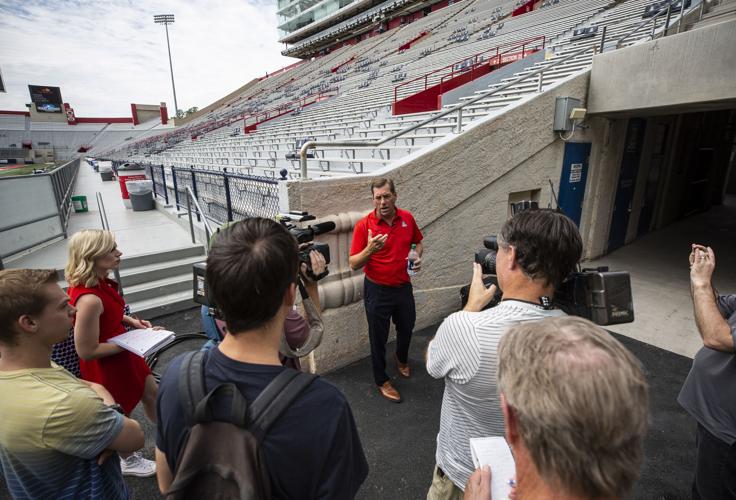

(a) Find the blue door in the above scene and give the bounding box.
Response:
[608,118,647,252]
[558,142,592,227]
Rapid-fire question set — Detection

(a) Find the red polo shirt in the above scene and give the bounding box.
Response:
[350,207,423,286]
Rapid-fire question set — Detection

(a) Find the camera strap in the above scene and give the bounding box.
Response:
[297,277,309,300]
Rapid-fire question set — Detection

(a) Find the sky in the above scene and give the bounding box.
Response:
[0,0,298,117]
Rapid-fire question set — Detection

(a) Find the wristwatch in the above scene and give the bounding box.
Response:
[108,403,125,415]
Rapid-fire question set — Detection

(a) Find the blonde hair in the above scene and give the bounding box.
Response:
[65,230,117,288]
[498,316,649,499]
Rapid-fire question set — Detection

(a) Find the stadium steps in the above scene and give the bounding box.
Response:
[117,246,204,318]
[55,246,203,319]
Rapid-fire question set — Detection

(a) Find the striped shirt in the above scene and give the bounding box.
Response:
[426,300,565,489]
[0,364,127,500]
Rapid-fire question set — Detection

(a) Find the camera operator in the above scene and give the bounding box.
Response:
[200,233,325,371]
[281,246,326,370]
[678,244,736,499]
[425,209,582,500]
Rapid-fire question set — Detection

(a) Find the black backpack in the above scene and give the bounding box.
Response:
[165,351,316,500]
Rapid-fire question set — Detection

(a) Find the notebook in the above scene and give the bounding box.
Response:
[469,437,516,500]
[109,328,176,357]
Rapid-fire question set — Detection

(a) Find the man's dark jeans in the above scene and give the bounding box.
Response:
[363,278,416,386]
[693,423,736,499]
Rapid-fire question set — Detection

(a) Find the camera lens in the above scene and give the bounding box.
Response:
[475,249,497,275]
[483,235,498,251]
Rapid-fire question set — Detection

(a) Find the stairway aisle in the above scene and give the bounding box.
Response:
[7,160,205,318]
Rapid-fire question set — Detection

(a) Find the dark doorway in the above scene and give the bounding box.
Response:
[608,118,647,252]
[637,121,671,237]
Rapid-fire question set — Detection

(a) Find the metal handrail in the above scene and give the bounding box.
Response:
[185,186,214,255]
[299,2,678,179]
[95,191,125,298]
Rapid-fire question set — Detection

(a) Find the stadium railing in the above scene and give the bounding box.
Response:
[146,164,281,226]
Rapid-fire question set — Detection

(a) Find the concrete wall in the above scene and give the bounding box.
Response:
[29,105,67,123]
[576,116,626,259]
[0,175,63,258]
[134,105,161,124]
[286,71,592,373]
[588,19,736,116]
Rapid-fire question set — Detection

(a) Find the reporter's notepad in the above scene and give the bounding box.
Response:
[109,329,175,357]
[469,437,516,500]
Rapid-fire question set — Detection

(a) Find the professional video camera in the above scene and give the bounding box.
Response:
[462,235,635,326]
[192,212,335,308]
[276,211,335,282]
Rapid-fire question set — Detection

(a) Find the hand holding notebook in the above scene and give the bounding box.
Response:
[469,437,516,500]
[109,328,176,357]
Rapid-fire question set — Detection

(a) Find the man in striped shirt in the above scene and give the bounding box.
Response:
[0,269,145,500]
[425,209,583,499]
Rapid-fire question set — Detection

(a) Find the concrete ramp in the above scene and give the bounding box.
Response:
[588,196,736,358]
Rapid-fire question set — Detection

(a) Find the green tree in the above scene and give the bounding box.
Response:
[175,107,198,119]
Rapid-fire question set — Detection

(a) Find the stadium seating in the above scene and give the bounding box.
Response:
[101,0,682,181]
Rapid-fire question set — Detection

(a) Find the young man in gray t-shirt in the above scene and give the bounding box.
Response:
[426,209,583,499]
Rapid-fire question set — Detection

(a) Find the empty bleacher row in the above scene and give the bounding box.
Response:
[102,0,683,182]
[0,117,172,161]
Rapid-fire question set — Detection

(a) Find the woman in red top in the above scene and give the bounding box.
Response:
[65,229,158,477]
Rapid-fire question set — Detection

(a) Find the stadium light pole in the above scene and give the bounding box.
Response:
[153,14,179,117]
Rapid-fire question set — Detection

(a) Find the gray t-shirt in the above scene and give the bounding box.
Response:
[678,294,736,444]
[426,300,565,490]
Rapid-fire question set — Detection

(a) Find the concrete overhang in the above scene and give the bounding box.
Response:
[587,19,736,117]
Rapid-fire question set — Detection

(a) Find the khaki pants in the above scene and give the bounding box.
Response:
[427,464,464,500]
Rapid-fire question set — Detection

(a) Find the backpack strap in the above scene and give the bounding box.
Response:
[178,350,208,426]
[249,369,317,441]
[192,383,249,426]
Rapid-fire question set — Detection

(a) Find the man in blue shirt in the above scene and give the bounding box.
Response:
[155,218,368,498]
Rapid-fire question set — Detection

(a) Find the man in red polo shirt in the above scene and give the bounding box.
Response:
[349,177,423,403]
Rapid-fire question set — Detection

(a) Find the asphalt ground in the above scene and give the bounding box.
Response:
[2,306,697,499]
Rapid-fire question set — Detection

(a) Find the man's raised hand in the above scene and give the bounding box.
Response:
[690,245,716,289]
[367,229,388,254]
[464,263,497,312]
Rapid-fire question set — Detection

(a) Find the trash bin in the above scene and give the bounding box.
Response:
[126,180,154,211]
[99,161,114,182]
[71,195,88,213]
[118,166,148,209]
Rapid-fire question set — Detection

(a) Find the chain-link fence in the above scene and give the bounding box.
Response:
[146,165,281,225]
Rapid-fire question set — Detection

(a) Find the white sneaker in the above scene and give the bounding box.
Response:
[120,451,157,477]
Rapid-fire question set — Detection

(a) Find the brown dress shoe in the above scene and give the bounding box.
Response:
[395,353,411,378]
[378,381,402,403]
